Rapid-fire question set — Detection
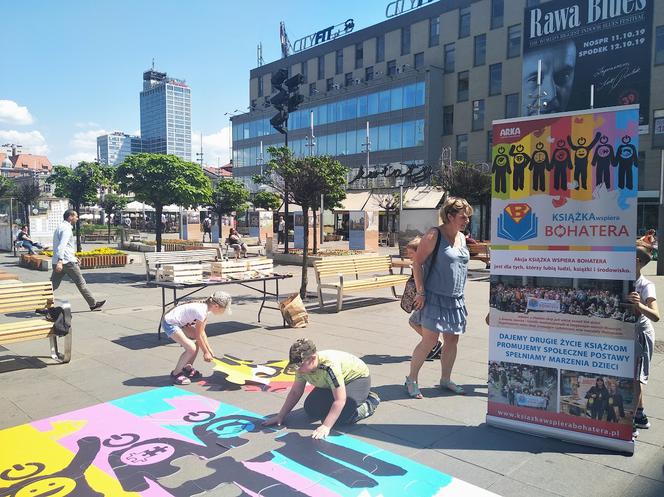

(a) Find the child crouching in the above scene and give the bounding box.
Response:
[162,291,231,385]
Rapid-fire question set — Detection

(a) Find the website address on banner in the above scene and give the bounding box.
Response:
[494,408,619,438]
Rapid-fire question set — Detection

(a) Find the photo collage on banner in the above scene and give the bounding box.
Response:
[487,105,639,453]
[522,0,653,126]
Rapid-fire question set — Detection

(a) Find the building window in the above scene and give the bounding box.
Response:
[472,99,485,131]
[457,71,469,102]
[459,6,471,38]
[489,63,502,96]
[444,43,455,73]
[443,105,454,135]
[387,60,397,76]
[326,78,334,92]
[335,49,343,75]
[365,66,374,81]
[429,16,440,47]
[414,52,424,70]
[457,134,468,161]
[474,34,486,66]
[301,61,308,82]
[376,34,385,63]
[656,26,664,65]
[505,93,520,118]
[355,42,363,69]
[345,72,353,87]
[507,25,521,58]
[309,82,317,97]
[401,25,411,55]
[491,0,504,29]
[257,76,263,97]
[318,55,325,80]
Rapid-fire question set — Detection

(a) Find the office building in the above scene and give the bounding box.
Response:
[140,69,192,161]
[231,0,664,231]
[96,132,142,166]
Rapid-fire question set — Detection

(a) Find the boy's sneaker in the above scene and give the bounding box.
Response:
[350,392,381,423]
[426,341,443,361]
[367,391,381,414]
[634,413,651,429]
[632,426,640,440]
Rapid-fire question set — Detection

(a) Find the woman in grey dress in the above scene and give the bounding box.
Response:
[405,197,472,398]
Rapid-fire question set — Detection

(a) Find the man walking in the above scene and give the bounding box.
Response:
[51,210,106,311]
[202,214,213,243]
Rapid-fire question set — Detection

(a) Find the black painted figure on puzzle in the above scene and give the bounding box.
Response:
[614,135,638,190]
[492,146,511,193]
[550,139,573,191]
[509,144,531,191]
[529,142,550,192]
[591,135,615,189]
[567,132,600,190]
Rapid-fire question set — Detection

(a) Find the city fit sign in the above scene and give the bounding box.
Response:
[292,19,355,53]
[385,0,438,18]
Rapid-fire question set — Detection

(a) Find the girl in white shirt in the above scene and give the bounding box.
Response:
[162,291,231,385]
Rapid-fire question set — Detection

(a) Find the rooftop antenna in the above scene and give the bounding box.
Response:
[151,58,155,71]
[196,133,204,167]
[279,21,290,58]
[257,42,264,67]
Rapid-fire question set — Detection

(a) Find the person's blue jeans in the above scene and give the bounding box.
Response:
[20,241,37,254]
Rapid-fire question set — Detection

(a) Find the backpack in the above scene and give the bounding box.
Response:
[203,218,212,228]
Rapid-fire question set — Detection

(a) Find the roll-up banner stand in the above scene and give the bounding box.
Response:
[487,105,639,454]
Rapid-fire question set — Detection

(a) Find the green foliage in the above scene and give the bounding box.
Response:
[252,190,281,211]
[433,160,491,205]
[99,193,129,218]
[210,180,249,216]
[0,176,14,198]
[47,162,103,207]
[115,153,212,251]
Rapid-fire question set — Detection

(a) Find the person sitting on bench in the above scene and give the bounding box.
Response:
[227,228,248,258]
[16,225,46,254]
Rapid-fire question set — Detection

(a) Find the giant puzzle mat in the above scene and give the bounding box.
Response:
[0,387,498,496]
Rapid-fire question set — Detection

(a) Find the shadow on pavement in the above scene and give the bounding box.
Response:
[307,297,397,314]
[0,354,49,372]
[361,354,411,365]
[80,272,146,284]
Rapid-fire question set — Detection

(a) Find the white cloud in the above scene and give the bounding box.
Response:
[65,128,109,166]
[0,130,48,155]
[192,126,231,166]
[0,100,34,125]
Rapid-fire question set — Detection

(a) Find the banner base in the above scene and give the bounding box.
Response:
[486,415,634,454]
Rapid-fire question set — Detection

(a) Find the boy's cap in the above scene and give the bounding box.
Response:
[286,338,316,369]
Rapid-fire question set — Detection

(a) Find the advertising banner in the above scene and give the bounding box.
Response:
[522,0,653,126]
[487,106,639,453]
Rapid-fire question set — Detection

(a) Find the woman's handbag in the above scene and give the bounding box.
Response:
[400,228,441,313]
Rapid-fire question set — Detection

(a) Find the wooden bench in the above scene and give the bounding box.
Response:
[82,229,117,242]
[0,282,72,364]
[314,255,411,312]
[222,236,264,259]
[144,248,221,282]
[468,242,491,268]
[391,243,412,274]
[122,228,147,242]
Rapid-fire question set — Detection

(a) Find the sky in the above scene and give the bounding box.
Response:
[1,0,391,167]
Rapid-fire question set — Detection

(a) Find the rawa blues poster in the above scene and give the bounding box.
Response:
[487,106,639,454]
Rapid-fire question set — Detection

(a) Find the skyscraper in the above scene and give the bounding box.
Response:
[140,69,191,161]
[97,132,142,165]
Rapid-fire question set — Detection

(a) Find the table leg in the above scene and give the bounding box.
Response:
[258,280,267,322]
[277,278,286,327]
[158,287,165,340]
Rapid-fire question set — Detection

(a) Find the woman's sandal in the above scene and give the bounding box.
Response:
[439,380,465,395]
[183,364,202,380]
[404,377,423,399]
[171,371,192,385]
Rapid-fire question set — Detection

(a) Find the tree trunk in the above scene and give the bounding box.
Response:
[156,205,163,252]
[312,208,318,255]
[107,214,112,244]
[300,206,309,299]
[74,202,82,252]
[217,210,224,241]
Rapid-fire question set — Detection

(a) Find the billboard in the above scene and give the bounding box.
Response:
[522,0,653,125]
[487,106,639,454]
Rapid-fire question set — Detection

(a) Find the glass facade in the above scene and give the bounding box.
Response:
[232,81,425,142]
[97,133,141,166]
[140,74,191,161]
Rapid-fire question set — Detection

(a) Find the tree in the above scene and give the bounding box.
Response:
[99,193,129,243]
[375,192,401,245]
[0,176,13,198]
[14,179,42,228]
[116,154,212,252]
[209,180,250,240]
[252,190,281,211]
[254,147,348,298]
[48,162,103,251]
[433,160,492,240]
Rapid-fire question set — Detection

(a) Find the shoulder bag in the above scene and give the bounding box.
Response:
[400,228,441,313]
